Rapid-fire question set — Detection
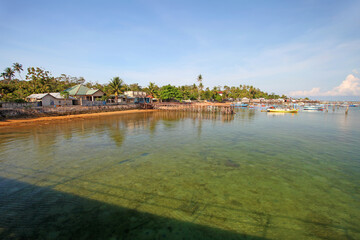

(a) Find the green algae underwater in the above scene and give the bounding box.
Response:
[0,108,359,239]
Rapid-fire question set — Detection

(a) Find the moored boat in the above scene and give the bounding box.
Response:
[267,108,298,113]
[303,105,324,111]
[231,103,248,107]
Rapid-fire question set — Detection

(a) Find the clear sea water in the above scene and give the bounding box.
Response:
[0,108,359,239]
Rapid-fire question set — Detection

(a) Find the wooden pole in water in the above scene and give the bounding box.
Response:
[345,106,349,115]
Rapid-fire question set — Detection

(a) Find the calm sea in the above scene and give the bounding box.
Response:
[0,108,359,239]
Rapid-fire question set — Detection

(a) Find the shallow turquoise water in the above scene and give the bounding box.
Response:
[0,108,359,239]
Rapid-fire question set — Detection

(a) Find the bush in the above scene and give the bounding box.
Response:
[14,99,26,103]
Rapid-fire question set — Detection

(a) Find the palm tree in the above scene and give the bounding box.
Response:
[4,67,15,83]
[198,82,204,100]
[0,72,6,81]
[12,63,23,80]
[197,74,203,100]
[146,82,160,101]
[109,77,124,103]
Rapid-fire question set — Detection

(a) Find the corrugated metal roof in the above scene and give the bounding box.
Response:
[27,93,76,100]
[49,93,76,99]
[65,84,101,96]
[27,93,49,99]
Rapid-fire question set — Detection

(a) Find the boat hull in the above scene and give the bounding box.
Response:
[267,109,298,113]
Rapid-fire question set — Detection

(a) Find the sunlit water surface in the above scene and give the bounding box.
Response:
[0,108,359,239]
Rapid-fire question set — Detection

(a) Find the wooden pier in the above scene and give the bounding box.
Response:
[150,103,235,114]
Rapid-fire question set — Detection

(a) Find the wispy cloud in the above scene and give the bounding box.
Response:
[289,74,360,97]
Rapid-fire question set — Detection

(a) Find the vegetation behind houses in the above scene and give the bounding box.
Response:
[0,63,286,102]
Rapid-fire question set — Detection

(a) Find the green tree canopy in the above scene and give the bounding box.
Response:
[109,77,124,101]
[159,85,182,101]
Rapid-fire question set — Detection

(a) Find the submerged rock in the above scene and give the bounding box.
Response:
[118,159,132,165]
[225,159,240,168]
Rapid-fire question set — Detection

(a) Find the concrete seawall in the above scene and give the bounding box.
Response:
[0,104,139,120]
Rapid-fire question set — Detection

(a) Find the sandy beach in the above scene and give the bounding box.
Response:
[0,109,158,127]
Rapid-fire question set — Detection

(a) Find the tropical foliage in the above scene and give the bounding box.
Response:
[108,76,124,101]
[0,63,286,102]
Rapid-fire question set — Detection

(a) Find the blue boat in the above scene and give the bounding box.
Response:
[232,103,248,107]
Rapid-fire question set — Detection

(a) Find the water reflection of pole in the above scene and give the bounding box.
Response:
[197,115,202,138]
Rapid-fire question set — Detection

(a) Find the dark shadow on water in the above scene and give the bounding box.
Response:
[0,177,268,240]
[2,163,359,240]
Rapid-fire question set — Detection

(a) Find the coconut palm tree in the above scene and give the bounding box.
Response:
[147,82,157,97]
[4,67,15,83]
[109,77,124,103]
[12,63,23,80]
[197,74,203,100]
[0,72,6,81]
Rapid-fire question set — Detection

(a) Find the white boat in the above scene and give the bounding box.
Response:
[303,106,324,111]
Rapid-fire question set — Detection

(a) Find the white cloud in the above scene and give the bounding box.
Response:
[324,74,360,96]
[289,74,360,97]
[289,87,321,96]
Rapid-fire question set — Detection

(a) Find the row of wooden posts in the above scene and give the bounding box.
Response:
[325,105,349,114]
[142,103,350,115]
[147,103,235,114]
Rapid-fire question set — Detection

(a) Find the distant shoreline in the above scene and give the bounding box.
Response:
[0,109,158,128]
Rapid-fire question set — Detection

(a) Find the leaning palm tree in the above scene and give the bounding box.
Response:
[12,63,23,80]
[109,76,124,103]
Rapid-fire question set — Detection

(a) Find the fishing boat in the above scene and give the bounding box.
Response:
[303,105,324,111]
[231,103,248,107]
[267,108,298,113]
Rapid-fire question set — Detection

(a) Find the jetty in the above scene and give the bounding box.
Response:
[149,103,235,114]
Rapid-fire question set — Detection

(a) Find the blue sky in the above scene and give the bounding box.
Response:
[1,0,359,99]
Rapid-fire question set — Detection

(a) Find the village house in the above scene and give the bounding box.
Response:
[241,97,250,103]
[107,94,127,104]
[26,93,74,106]
[124,91,152,103]
[65,84,104,102]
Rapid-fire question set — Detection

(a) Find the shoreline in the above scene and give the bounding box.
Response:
[0,109,158,128]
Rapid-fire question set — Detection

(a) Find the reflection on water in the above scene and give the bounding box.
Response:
[0,109,360,239]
